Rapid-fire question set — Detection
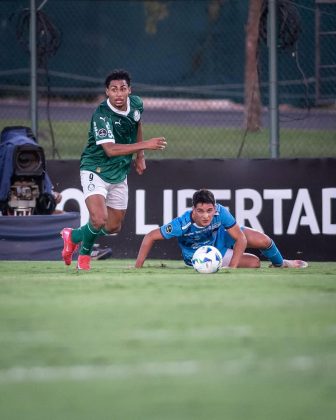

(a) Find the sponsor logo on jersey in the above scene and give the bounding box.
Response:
[100,116,107,122]
[133,110,140,122]
[115,119,121,126]
[212,222,221,229]
[88,183,95,191]
[165,224,173,233]
[104,122,113,138]
[93,121,98,136]
[98,128,107,137]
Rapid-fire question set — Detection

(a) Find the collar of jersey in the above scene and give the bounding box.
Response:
[107,98,130,116]
[188,212,206,229]
[193,223,206,229]
[190,208,219,228]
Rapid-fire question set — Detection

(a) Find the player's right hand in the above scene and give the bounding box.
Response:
[146,137,167,150]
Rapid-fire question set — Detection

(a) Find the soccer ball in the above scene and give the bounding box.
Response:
[191,246,222,274]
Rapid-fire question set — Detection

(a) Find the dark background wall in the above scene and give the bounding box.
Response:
[47,158,336,262]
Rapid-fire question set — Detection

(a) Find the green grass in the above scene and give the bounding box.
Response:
[0,260,336,420]
[1,119,335,159]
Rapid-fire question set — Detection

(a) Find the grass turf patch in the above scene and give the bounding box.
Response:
[0,260,335,420]
[1,119,335,159]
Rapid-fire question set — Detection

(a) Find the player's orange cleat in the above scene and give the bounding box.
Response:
[77,254,91,271]
[270,259,308,268]
[61,228,79,266]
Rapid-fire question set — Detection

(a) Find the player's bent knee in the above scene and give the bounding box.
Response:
[251,256,261,268]
[105,223,123,234]
[246,255,260,268]
[239,253,260,268]
[255,233,272,249]
[263,236,273,249]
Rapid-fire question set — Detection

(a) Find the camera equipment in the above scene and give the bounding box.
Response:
[8,181,40,216]
[14,143,45,177]
[0,126,55,216]
[9,143,46,216]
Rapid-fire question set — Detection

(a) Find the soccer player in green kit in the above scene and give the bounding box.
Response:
[61,69,167,270]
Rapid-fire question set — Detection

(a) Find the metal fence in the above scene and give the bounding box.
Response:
[1,0,335,159]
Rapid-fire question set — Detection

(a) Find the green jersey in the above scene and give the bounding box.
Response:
[80,95,144,183]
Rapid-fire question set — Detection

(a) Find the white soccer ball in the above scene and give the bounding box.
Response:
[191,245,223,274]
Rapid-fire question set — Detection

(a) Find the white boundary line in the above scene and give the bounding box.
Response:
[0,361,200,384]
[0,354,328,384]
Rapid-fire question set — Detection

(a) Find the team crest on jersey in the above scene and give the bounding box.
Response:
[133,110,140,122]
[165,224,173,234]
[88,183,95,191]
[98,128,107,137]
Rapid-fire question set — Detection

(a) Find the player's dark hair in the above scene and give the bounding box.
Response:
[192,189,216,207]
[105,69,131,88]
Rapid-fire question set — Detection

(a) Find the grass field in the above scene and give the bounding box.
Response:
[1,118,335,159]
[0,260,335,420]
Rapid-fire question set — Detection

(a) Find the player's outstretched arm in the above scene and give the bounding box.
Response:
[135,228,164,268]
[134,121,146,175]
[134,152,146,175]
[102,137,166,157]
[226,224,247,268]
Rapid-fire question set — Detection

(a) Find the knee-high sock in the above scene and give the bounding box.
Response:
[79,222,102,255]
[71,226,110,244]
[71,227,84,244]
[260,240,283,266]
[71,225,110,255]
[99,227,110,236]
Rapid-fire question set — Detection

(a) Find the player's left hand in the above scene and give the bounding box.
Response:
[134,155,146,175]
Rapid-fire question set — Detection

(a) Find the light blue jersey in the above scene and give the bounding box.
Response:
[160,203,237,266]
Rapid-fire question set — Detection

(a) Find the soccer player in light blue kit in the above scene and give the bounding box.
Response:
[135,189,308,269]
